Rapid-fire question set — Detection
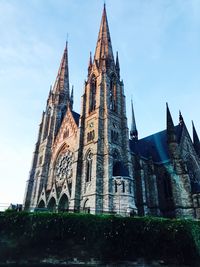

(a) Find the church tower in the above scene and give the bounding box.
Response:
[23,42,72,210]
[76,5,136,214]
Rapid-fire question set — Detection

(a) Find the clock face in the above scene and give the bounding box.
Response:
[55,150,73,182]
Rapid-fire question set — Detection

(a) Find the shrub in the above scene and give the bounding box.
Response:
[0,212,199,264]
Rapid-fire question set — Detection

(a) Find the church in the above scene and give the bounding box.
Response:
[24,5,200,218]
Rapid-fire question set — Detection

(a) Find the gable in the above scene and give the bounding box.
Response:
[52,108,79,159]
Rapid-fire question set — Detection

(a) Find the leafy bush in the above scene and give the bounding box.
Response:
[0,212,200,264]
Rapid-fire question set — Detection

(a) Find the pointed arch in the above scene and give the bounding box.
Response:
[83,198,90,213]
[58,194,69,212]
[47,197,57,212]
[89,74,96,113]
[38,199,45,208]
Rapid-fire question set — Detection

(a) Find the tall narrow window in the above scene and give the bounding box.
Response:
[110,75,117,112]
[89,76,96,113]
[115,181,118,193]
[122,181,125,193]
[86,151,93,182]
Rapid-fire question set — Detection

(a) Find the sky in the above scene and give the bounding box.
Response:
[0,0,200,208]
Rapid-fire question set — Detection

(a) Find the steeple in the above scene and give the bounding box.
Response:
[166,103,177,143]
[130,99,138,140]
[192,121,200,157]
[53,41,70,101]
[94,4,114,67]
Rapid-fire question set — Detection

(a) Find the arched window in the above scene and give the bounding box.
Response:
[109,75,117,112]
[86,151,93,182]
[89,76,96,113]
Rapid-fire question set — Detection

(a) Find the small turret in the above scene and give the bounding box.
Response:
[115,51,120,78]
[130,99,138,140]
[166,103,177,144]
[88,52,92,77]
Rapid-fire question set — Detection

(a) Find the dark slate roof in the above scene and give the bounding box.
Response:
[72,111,80,126]
[129,125,183,164]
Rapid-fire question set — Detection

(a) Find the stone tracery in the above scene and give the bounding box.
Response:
[55,150,73,182]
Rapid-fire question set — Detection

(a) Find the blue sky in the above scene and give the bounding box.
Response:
[0,0,200,208]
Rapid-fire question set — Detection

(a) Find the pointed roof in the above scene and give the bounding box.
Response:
[166,103,177,143]
[192,121,200,157]
[53,41,70,100]
[129,125,182,164]
[94,4,114,64]
[130,99,138,140]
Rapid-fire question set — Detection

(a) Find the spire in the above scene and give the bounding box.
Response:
[179,110,184,125]
[94,5,114,66]
[192,121,200,157]
[115,51,120,77]
[130,99,138,140]
[166,103,177,143]
[53,41,70,101]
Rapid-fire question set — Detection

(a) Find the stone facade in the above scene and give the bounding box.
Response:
[23,6,200,218]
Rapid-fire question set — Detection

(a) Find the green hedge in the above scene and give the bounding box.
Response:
[0,211,200,264]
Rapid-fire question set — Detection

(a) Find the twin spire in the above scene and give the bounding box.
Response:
[94,4,114,64]
[50,41,74,108]
[53,41,70,98]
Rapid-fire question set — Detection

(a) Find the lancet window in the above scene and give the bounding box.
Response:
[109,75,117,112]
[86,151,93,182]
[89,75,96,113]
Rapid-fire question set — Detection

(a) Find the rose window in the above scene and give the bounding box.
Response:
[55,150,73,182]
